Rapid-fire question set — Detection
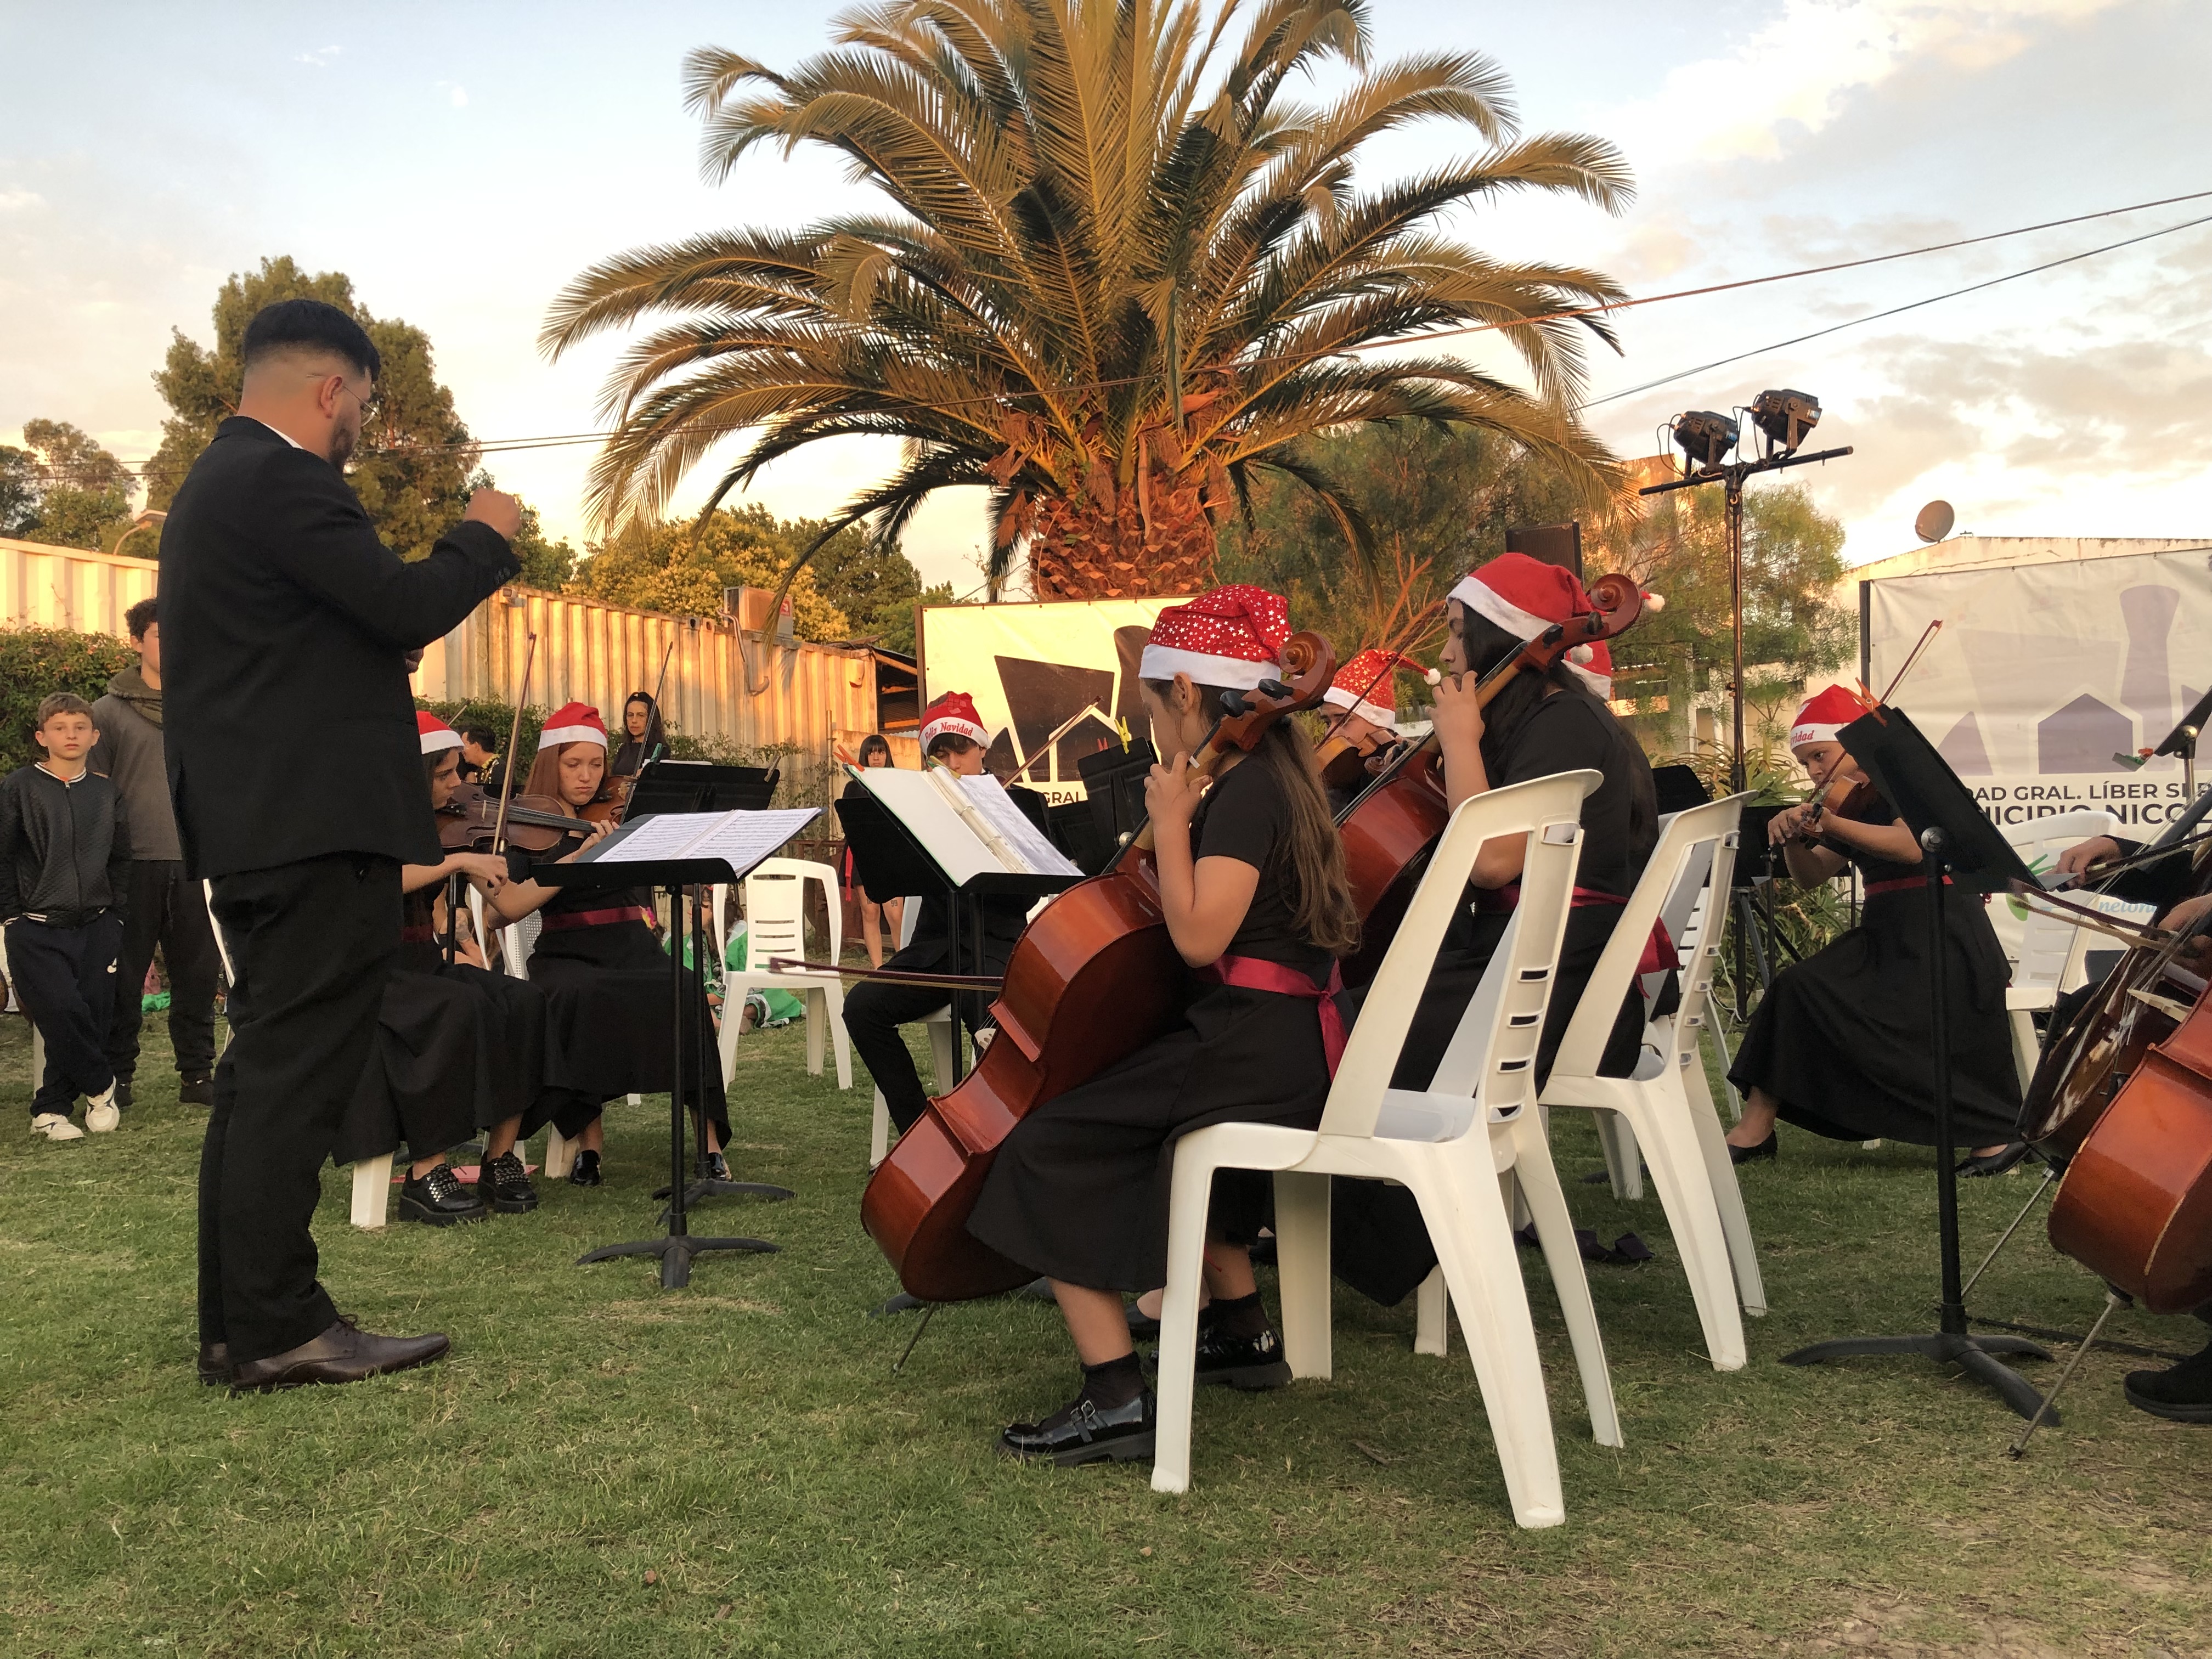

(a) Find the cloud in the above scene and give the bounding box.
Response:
[295,45,341,67]
[0,188,44,213]
[437,81,469,109]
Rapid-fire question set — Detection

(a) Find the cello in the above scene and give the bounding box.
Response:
[860,634,1338,1302]
[1334,570,1648,984]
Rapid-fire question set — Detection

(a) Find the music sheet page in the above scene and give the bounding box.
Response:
[959,775,1081,877]
[589,808,821,874]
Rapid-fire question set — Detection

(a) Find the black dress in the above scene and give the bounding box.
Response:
[1331,689,1657,1306]
[396,884,562,1133]
[523,870,732,1144]
[966,756,1347,1294]
[1726,791,2021,1146]
[333,893,494,1168]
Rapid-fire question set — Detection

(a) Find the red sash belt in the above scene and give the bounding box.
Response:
[1864,875,1952,898]
[1475,884,1675,978]
[399,924,436,944]
[1198,954,1347,1077]
[539,904,655,933]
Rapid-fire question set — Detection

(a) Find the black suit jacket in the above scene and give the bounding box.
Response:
[159,417,518,878]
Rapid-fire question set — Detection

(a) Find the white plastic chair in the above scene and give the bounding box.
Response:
[1988,809,2119,972]
[866,896,957,1166]
[718,859,853,1091]
[1530,795,1758,1363]
[1153,771,1618,1527]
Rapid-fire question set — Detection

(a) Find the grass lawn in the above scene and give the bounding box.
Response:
[2,1009,2209,1659]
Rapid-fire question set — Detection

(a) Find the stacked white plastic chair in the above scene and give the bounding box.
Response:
[865,897,957,1167]
[716,857,854,1091]
[1152,771,1618,1528]
[1523,794,1758,1365]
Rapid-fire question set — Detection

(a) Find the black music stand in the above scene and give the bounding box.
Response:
[627,759,778,815]
[1780,707,2056,1420]
[537,844,783,1289]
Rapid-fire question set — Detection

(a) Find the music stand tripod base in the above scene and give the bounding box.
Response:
[576,1234,780,1291]
[1781,1330,2057,1423]
[657,1175,795,1224]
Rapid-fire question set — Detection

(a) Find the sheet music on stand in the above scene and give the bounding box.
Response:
[583,806,821,872]
[853,767,1081,882]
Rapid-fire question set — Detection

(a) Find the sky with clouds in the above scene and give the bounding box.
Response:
[3,0,2205,594]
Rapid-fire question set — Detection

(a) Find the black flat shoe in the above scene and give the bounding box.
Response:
[1956,1142,2031,1178]
[2124,1339,2212,1423]
[568,1149,602,1188]
[1195,1319,1292,1390]
[1728,1132,1778,1165]
[1125,1302,1161,1340]
[700,1150,731,1182]
[474,1149,540,1213]
[398,1163,490,1226]
[998,1390,1156,1466]
[178,1075,213,1108]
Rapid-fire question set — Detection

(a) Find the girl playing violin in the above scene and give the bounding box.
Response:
[484,703,734,1187]
[1331,554,1660,1307]
[1314,648,1423,815]
[1722,686,2025,1172]
[964,586,1359,1466]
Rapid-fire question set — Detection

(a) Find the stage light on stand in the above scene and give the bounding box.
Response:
[1750,388,1821,456]
[1671,410,1740,475]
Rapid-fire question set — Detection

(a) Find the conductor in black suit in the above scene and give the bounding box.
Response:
[160,300,521,1392]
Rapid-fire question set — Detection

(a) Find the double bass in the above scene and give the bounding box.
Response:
[1334,571,1648,983]
[860,635,1338,1302]
[2024,831,2212,1313]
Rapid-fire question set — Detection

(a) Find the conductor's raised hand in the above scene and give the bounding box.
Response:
[1430,670,1486,754]
[1145,751,1208,828]
[463,488,522,541]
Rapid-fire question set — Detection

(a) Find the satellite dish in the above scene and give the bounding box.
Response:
[1914,500,1956,544]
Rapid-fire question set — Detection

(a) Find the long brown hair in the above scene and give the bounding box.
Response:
[523,738,600,804]
[1148,680,1361,958]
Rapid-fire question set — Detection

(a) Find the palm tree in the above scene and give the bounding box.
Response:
[544,0,1634,601]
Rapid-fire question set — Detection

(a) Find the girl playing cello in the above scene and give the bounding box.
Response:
[484,703,735,1187]
[964,586,1360,1466]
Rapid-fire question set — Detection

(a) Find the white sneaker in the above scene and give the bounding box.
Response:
[85,1090,121,1133]
[31,1113,86,1142]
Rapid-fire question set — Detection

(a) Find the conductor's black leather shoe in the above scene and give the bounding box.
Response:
[196,1342,229,1386]
[2124,1338,2212,1423]
[998,1390,1156,1466]
[1956,1142,2031,1178]
[1729,1132,1778,1165]
[568,1149,602,1187]
[474,1150,539,1213]
[229,1318,449,1394]
[398,1163,489,1226]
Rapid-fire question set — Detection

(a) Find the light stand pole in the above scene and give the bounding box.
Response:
[1639,442,1853,791]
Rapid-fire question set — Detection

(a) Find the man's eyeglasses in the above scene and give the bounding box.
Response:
[312,371,383,418]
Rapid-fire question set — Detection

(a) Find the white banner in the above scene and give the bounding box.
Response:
[918,599,1176,805]
[1864,546,2212,836]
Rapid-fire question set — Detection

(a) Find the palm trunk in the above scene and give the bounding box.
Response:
[1028,477,1217,599]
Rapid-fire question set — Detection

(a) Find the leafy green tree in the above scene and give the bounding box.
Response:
[568,505,851,639]
[544,0,1631,605]
[0,626,138,772]
[806,520,929,651]
[145,256,483,561]
[6,420,140,552]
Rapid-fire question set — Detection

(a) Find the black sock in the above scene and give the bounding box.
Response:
[1079,1352,1145,1410]
[1212,1290,1269,1341]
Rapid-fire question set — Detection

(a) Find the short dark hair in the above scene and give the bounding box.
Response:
[241,298,381,382]
[36,692,95,727]
[125,597,159,640]
[459,727,500,750]
[857,733,893,766]
[926,731,978,760]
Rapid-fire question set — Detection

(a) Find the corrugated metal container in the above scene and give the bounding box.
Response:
[0,538,157,636]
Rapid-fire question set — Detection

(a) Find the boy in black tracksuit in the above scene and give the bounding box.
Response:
[1,693,130,1141]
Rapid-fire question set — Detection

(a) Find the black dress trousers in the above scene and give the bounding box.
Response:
[198,854,401,1363]
[106,859,221,1084]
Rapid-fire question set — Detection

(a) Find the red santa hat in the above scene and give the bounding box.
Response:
[540,701,608,750]
[415,710,464,756]
[1791,684,1875,749]
[1448,554,1622,698]
[921,690,991,749]
[1137,584,1292,691]
[1322,649,1425,733]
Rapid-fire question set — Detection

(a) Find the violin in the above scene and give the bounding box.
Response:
[860,633,1339,1302]
[1333,571,1646,986]
[582,771,636,826]
[1790,761,1880,849]
[438,780,590,854]
[1313,724,1394,795]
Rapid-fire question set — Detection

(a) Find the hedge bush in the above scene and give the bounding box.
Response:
[1,626,138,774]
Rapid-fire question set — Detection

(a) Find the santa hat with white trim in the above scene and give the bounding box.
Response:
[1137,584,1291,691]
[1790,684,1875,750]
[921,691,991,750]
[1448,553,1625,698]
[1322,649,1425,733]
[540,701,608,750]
[416,711,464,755]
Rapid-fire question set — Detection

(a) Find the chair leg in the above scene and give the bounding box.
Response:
[1271,1170,1333,1381]
[1679,1063,1768,1317]
[1509,1114,1622,1448]
[927,1015,956,1093]
[718,984,744,1085]
[1150,1145,1222,1497]
[1413,1150,1564,1528]
[2009,1007,2040,1094]
[1595,1112,1644,1201]
[1415,1266,1449,1358]
[1702,989,1742,1122]
[543,1127,575,1181]
[826,984,853,1091]
[869,1088,890,1169]
[1626,1097,1747,1371]
[804,988,826,1076]
[350,1155,392,1229]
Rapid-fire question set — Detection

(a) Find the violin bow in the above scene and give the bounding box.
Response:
[490,631,536,855]
[765,956,1002,992]
[644,637,676,765]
